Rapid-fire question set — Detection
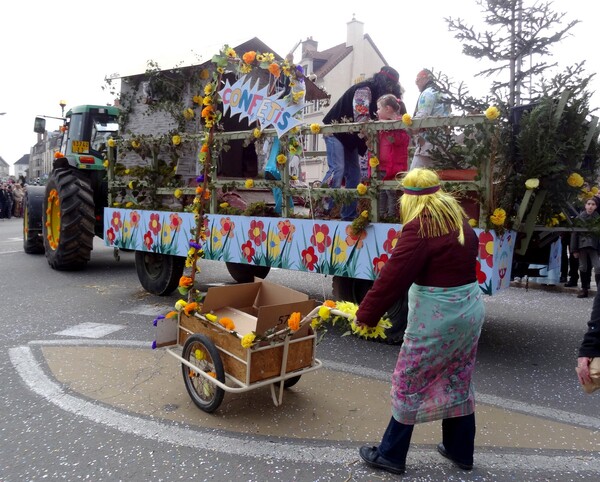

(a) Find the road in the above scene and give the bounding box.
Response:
[1,216,598,481]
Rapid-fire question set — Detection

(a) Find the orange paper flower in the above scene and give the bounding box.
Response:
[288,312,301,331]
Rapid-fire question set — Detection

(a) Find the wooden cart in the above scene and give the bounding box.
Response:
[165,305,329,413]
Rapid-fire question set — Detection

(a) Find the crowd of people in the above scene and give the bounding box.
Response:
[319,66,449,219]
[0,180,25,219]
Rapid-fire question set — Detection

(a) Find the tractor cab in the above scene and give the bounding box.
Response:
[35,105,120,171]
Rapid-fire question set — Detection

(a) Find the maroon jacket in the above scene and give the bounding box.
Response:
[356,217,479,327]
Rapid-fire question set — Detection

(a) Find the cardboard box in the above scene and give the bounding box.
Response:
[161,279,317,385]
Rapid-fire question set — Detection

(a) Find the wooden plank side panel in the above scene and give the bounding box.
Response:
[248,339,314,383]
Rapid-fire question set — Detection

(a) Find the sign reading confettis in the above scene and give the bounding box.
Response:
[219,75,306,137]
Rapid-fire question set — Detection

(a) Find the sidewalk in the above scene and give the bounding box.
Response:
[34,343,600,453]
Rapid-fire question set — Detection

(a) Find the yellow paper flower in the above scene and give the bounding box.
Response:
[369,156,379,168]
[131,140,140,149]
[360,210,369,218]
[468,218,478,227]
[245,179,254,189]
[485,106,500,120]
[567,172,584,188]
[199,69,210,80]
[276,154,287,165]
[128,181,135,189]
[402,113,412,126]
[125,201,133,208]
[318,306,331,320]
[103,160,109,168]
[525,178,539,190]
[219,202,229,209]
[241,332,256,349]
[490,208,506,226]
[356,183,368,195]
[204,83,214,95]
[253,128,262,139]
[107,138,116,148]
[194,349,204,360]
[204,313,217,323]
[174,189,183,199]
[175,299,187,311]
[172,135,181,146]
[183,108,194,120]
[310,123,321,134]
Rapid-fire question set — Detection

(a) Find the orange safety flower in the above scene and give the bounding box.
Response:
[323,299,336,308]
[288,312,301,331]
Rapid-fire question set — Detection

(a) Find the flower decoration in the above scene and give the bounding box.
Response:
[276,154,287,165]
[172,135,181,146]
[525,178,539,190]
[485,106,500,120]
[356,183,368,195]
[107,138,116,148]
[131,140,140,149]
[184,302,198,315]
[489,208,506,226]
[567,172,584,188]
[245,179,254,189]
[288,312,301,331]
[103,160,109,168]
[174,189,183,199]
[241,332,256,348]
[369,156,379,168]
[219,317,236,331]
[183,108,194,120]
[402,113,412,126]
[468,218,478,227]
[204,313,217,323]
[175,299,187,311]
[310,123,321,134]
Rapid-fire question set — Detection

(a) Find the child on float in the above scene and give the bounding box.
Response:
[571,196,600,298]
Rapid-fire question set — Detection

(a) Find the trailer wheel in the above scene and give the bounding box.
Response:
[283,375,301,389]
[135,251,185,296]
[332,276,407,345]
[43,168,95,270]
[225,262,270,283]
[23,187,45,254]
[181,334,225,413]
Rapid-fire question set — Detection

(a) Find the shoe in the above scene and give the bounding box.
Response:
[577,289,589,299]
[359,445,405,475]
[564,280,578,287]
[560,277,567,283]
[436,443,473,471]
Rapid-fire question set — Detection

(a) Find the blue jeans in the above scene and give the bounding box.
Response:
[265,138,293,215]
[321,136,360,220]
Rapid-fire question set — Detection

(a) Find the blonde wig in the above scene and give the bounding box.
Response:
[400,168,467,244]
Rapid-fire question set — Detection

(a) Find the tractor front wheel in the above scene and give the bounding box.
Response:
[43,169,95,270]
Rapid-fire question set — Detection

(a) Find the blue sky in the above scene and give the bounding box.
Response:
[0,0,596,173]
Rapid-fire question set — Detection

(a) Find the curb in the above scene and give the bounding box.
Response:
[510,280,597,296]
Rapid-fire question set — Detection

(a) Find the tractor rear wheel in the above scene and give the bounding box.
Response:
[43,169,95,270]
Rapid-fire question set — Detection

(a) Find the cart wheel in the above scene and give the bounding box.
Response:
[283,375,301,389]
[181,334,225,413]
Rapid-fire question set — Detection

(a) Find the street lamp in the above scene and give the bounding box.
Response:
[59,100,67,117]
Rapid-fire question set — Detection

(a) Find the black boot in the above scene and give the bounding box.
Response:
[578,288,589,298]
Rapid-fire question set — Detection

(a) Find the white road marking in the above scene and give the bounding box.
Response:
[8,340,600,474]
[54,322,125,338]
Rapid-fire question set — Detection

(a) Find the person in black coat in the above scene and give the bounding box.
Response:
[321,66,403,220]
[576,291,600,386]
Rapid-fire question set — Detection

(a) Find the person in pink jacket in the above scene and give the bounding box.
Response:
[369,94,410,219]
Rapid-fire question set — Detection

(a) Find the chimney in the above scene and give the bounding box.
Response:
[346,15,364,47]
[301,36,318,57]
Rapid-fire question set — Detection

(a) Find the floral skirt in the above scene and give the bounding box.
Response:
[391,282,485,424]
